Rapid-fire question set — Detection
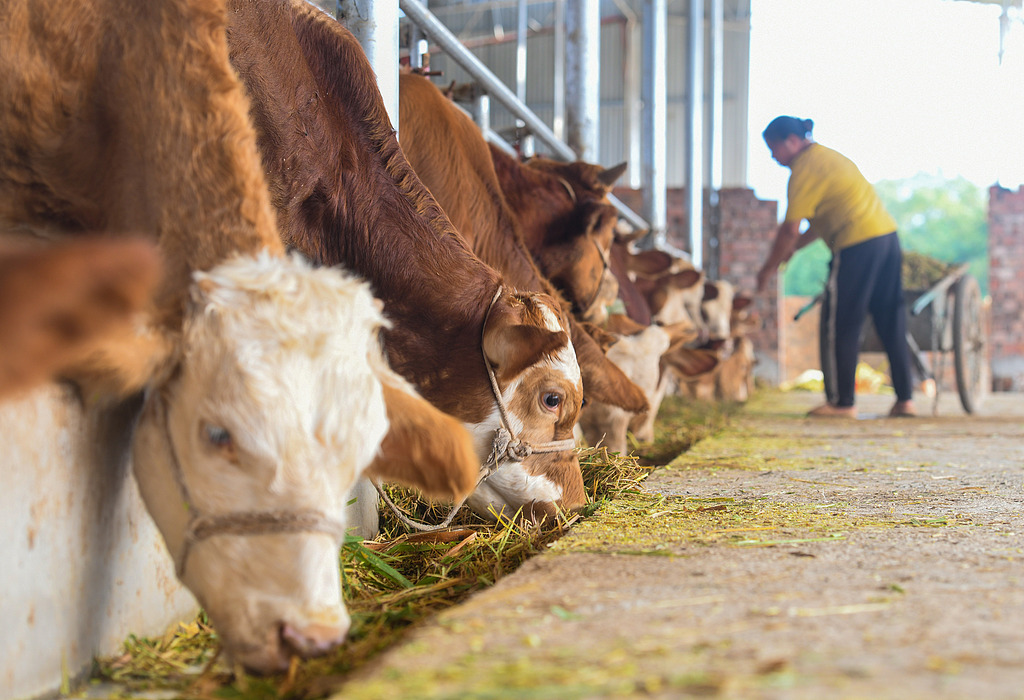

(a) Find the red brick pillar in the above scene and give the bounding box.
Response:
[715,188,781,384]
[988,185,1024,390]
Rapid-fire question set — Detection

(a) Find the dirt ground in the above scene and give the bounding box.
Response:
[331,389,1024,700]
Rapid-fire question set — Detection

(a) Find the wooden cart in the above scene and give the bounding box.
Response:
[797,264,987,414]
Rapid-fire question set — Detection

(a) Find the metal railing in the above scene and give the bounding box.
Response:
[399,0,650,234]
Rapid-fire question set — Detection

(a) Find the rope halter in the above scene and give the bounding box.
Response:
[156,392,346,578]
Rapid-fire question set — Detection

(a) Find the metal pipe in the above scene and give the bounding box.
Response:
[565,0,600,161]
[707,0,723,279]
[337,0,401,130]
[408,19,425,70]
[685,0,704,269]
[399,0,647,229]
[640,0,667,247]
[516,0,534,156]
[625,18,641,189]
[400,0,574,160]
[552,0,566,141]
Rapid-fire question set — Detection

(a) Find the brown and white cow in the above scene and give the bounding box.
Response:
[0,238,160,399]
[579,314,718,453]
[226,0,593,522]
[396,70,647,419]
[1,0,477,673]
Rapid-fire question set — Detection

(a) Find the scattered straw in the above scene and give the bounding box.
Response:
[90,397,737,698]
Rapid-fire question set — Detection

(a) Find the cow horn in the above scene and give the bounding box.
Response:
[596,162,628,188]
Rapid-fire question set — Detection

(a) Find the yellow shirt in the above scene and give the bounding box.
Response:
[785,143,897,252]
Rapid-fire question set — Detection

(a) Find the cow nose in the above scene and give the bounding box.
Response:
[280,621,347,658]
[522,499,560,525]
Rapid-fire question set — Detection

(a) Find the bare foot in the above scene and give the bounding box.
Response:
[889,400,917,418]
[807,403,858,419]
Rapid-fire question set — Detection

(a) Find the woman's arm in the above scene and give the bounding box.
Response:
[756,219,802,292]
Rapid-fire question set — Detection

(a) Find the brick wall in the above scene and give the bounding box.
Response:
[988,185,1024,390]
[612,186,781,383]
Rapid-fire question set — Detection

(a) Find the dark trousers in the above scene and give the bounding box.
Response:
[822,232,914,407]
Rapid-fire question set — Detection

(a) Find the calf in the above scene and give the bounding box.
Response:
[579,314,718,453]
[227,0,591,521]
[1,0,476,673]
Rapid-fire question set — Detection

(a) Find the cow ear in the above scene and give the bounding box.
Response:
[627,249,674,278]
[662,345,719,378]
[671,268,704,290]
[570,320,648,414]
[661,319,699,346]
[579,320,620,352]
[702,280,719,300]
[604,313,646,337]
[732,294,753,311]
[365,381,479,500]
[0,238,165,399]
[596,162,627,190]
[482,300,569,380]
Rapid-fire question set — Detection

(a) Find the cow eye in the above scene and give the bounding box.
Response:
[203,423,234,450]
[542,393,562,411]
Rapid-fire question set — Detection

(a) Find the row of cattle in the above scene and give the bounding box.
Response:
[0,0,755,677]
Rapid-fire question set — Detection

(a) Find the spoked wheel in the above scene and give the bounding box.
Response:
[953,274,986,414]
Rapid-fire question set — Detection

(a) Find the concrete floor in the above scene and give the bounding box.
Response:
[331,389,1024,699]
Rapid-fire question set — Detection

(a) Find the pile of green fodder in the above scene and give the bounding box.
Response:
[902,250,957,291]
[92,400,735,699]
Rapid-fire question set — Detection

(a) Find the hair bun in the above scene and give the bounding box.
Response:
[802,119,814,134]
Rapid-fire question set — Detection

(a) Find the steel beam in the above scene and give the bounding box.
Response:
[685,0,704,269]
[640,0,667,247]
[337,0,401,130]
[565,0,600,161]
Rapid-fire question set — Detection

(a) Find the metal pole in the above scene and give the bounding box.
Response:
[685,0,704,269]
[565,0,600,161]
[336,0,400,132]
[474,92,491,134]
[707,0,723,279]
[553,0,566,142]
[626,18,642,189]
[640,0,667,248]
[516,0,534,156]
[408,20,425,70]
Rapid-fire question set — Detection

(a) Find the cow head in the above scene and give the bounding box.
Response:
[636,267,706,335]
[131,252,477,673]
[522,159,627,326]
[701,279,737,342]
[467,290,586,523]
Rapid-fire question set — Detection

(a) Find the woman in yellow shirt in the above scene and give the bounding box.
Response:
[756,116,916,418]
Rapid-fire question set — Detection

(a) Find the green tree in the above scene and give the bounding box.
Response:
[783,174,989,297]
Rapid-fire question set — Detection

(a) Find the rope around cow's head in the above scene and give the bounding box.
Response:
[375,284,577,532]
[156,391,346,579]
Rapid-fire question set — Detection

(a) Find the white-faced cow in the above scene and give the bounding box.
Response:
[0,0,477,673]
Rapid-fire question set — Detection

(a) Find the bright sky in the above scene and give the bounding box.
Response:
[746,0,1024,207]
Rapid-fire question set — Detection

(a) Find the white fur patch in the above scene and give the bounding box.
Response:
[467,463,563,517]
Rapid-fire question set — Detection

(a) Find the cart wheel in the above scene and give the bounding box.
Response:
[953,274,986,414]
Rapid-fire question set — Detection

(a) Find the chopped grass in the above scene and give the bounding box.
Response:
[89,398,737,699]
